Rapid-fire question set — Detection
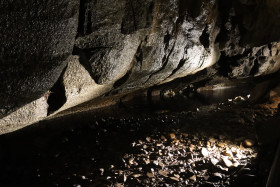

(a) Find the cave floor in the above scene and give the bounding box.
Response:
[0,90,279,187]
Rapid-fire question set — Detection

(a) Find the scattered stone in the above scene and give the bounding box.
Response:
[222,157,233,167]
[170,177,179,181]
[133,174,142,178]
[147,172,154,178]
[223,150,233,157]
[213,173,223,179]
[211,158,219,166]
[218,142,225,147]
[144,159,150,165]
[158,170,168,177]
[189,144,195,152]
[189,175,196,182]
[232,161,240,167]
[100,168,104,175]
[244,139,255,147]
[201,148,209,157]
[170,133,176,139]
[209,172,223,182]
[129,157,134,165]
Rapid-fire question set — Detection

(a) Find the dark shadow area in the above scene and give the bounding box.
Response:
[0,85,277,186]
[47,70,67,115]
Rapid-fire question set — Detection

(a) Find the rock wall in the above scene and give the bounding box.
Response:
[1,0,280,134]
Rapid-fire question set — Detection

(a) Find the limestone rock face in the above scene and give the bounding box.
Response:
[0,0,79,118]
[75,0,221,92]
[216,0,280,77]
[0,95,48,134]
[1,0,280,134]
[54,56,112,114]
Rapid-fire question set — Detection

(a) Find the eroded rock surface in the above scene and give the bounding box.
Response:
[1,0,280,133]
[0,0,79,118]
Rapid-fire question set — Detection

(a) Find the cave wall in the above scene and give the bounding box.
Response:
[0,0,280,134]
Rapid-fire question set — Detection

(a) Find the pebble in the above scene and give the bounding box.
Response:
[100,168,104,175]
[133,174,142,178]
[244,139,255,147]
[129,157,134,165]
[213,172,223,179]
[232,161,240,167]
[144,159,150,164]
[170,133,176,139]
[201,148,209,157]
[223,150,233,157]
[147,172,154,178]
[158,170,168,177]
[211,158,219,165]
[170,177,179,181]
[189,175,196,181]
[222,157,233,167]
[218,142,225,147]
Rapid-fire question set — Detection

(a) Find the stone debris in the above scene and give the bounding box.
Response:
[2,92,271,187]
[146,172,154,178]
[189,175,197,181]
[201,148,209,157]
[222,157,233,167]
[244,139,255,147]
[169,133,176,139]
[211,158,219,166]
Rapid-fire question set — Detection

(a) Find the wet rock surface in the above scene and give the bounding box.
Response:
[0,91,278,186]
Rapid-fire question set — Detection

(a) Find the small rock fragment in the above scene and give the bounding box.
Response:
[144,159,150,165]
[129,157,134,165]
[201,148,209,157]
[100,168,104,175]
[147,172,154,178]
[211,158,219,166]
[222,157,233,167]
[218,142,225,147]
[232,161,240,167]
[244,139,255,147]
[189,175,196,181]
[170,177,179,181]
[213,172,223,179]
[223,150,233,157]
[133,174,142,178]
[170,133,176,139]
[158,170,168,177]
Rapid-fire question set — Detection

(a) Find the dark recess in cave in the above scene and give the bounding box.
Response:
[76,0,86,37]
[250,59,260,76]
[47,70,67,115]
[113,69,132,89]
[200,26,210,49]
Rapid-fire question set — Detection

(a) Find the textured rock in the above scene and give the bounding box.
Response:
[216,0,280,77]
[0,95,48,134]
[75,0,221,92]
[53,56,113,114]
[219,42,280,78]
[1,0,280,133]
[0,0,79,118]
